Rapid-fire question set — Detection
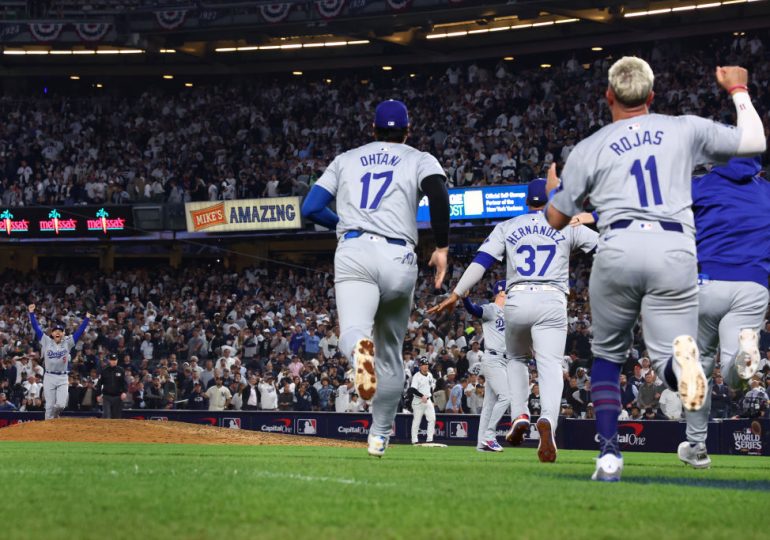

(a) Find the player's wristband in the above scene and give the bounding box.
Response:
[727,84,749,95]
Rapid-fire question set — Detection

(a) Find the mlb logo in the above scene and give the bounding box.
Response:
[449,421,469,439]
[639,223,653,230]
[627,122,641,131]
[296,418,317,435]
[222,418,241,429]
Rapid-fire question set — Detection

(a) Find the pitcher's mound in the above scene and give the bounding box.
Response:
[0,418,362,448]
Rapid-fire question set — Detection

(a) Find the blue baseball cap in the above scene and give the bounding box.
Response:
[526,178,548,206]
[374,100,409,129]
[52,323,64,332]
[493,280,506,295]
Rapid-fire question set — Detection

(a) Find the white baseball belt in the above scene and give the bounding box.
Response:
[510,284,562,293]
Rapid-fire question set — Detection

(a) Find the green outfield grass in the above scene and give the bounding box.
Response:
[3,442,768,540]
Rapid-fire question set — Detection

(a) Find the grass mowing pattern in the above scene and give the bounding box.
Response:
[2,442,768,540]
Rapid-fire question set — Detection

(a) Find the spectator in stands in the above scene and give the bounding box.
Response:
[0,392,17,411]
[759,321,770,354]
[259,375,278,411]
[278,379,294,411]
[205,377,231,411]
[636,372,662,412]
[242,375,260,411]
[528,383,542,417]
[711,374,732,419]
[187,382,207,410]
[619,374,638,412]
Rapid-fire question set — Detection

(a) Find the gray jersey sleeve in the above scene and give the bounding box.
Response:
[315,156,341,196]
[481,303,497,322]
[417,152,446,187]
[64,335,75,351]
[477,222,507,261]
[683,116,742,166]
[570,224,599,253]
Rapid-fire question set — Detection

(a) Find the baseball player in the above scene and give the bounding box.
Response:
[28,304,91,419]
[462,280,507,452]
[544,58,766,481]
[408,357,436,445]
[679,157,770,468]
[301,99,450,457]
[431,179,598,462]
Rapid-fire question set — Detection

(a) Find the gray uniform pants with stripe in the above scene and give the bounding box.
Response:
[590,229,698,385]
[334,235,418,439]
[505,289,568,430]
[477,352,512,445]
[43,373,69,419]
[684,280,769,443]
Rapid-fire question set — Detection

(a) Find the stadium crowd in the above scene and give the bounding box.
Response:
[0,254,768,419]
[0,32,769,209]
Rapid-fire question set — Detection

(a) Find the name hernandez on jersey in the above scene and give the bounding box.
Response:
[478,211,598,294]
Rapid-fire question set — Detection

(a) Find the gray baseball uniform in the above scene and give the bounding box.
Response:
[551,114,742,381]
[477,212,598,429]
[30,315,84,419]
[475,302,512,445]
[316,141,445,439]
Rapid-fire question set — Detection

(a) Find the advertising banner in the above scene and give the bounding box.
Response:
[416,184,528,222]
[185,197,302,233]
[0,206,136,238]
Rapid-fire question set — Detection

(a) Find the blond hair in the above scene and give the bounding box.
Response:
[608,56,654,107]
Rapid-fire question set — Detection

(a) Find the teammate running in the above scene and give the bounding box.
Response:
[28,304,91,419]
[301,99,450,457]
[679,157,770,468]
[430,179,598,463]
[544,58,766,481]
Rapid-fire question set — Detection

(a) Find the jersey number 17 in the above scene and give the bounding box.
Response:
[359,171,393,209]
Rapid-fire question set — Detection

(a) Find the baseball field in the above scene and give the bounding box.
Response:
[2,419,768,540]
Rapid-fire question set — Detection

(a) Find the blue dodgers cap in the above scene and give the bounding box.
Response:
[526,178,548,206]
[374,99,409,129]
[492,280,506,295]
[52,323,64,332]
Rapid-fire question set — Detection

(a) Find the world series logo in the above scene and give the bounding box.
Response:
[733,423,763,455]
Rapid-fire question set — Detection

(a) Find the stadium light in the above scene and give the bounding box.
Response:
[159,49,176,54]
[591,47,603,51]
[382,66,393,71]
[185,82,194,87]
[163,75,174,79]
[96,83,103,88]
[503,56,514,61]
[292,71,303,76]
[540,63,552,68]
[69,75,80,80]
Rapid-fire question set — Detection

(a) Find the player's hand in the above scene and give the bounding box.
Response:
[570,212,595,227]
[120,393,127,401]
[428,292,460,316]
[421,396,428,404]
[716,66,749,93]
[97,395,103,404]
[28,304,35,313]
[86,312,93,319]
[428,247,449,290]
[546,163,560,194]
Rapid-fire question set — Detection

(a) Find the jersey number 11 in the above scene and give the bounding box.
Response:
[630,155,663,207]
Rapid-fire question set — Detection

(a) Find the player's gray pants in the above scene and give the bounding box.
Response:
[590,228,698,386]
[684,280,769,443]
[505,288,567,430]
[477,353,511,445]
[334,235,418,439]
[411,398,436,443]
[43,373,69,419]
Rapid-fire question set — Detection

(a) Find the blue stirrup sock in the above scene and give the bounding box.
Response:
[591,358,623,457]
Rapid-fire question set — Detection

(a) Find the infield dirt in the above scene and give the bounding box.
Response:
[0,417,362,448]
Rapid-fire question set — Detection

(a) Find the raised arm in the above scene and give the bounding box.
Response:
[716,66,766,155]
[72,313,91,344]
[27,304,43,341]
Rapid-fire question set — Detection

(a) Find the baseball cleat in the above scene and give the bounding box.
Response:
[477,440,504,452]
[354,338,377,400]
[677,441,711,469]
[505,414,530,447]
[536,418,557,463]
[735,328,760,380]
[591,453,624,482]
[367,434,388,458]
[673,335,707,412]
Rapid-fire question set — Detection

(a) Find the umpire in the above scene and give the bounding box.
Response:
[96,354,127,419]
